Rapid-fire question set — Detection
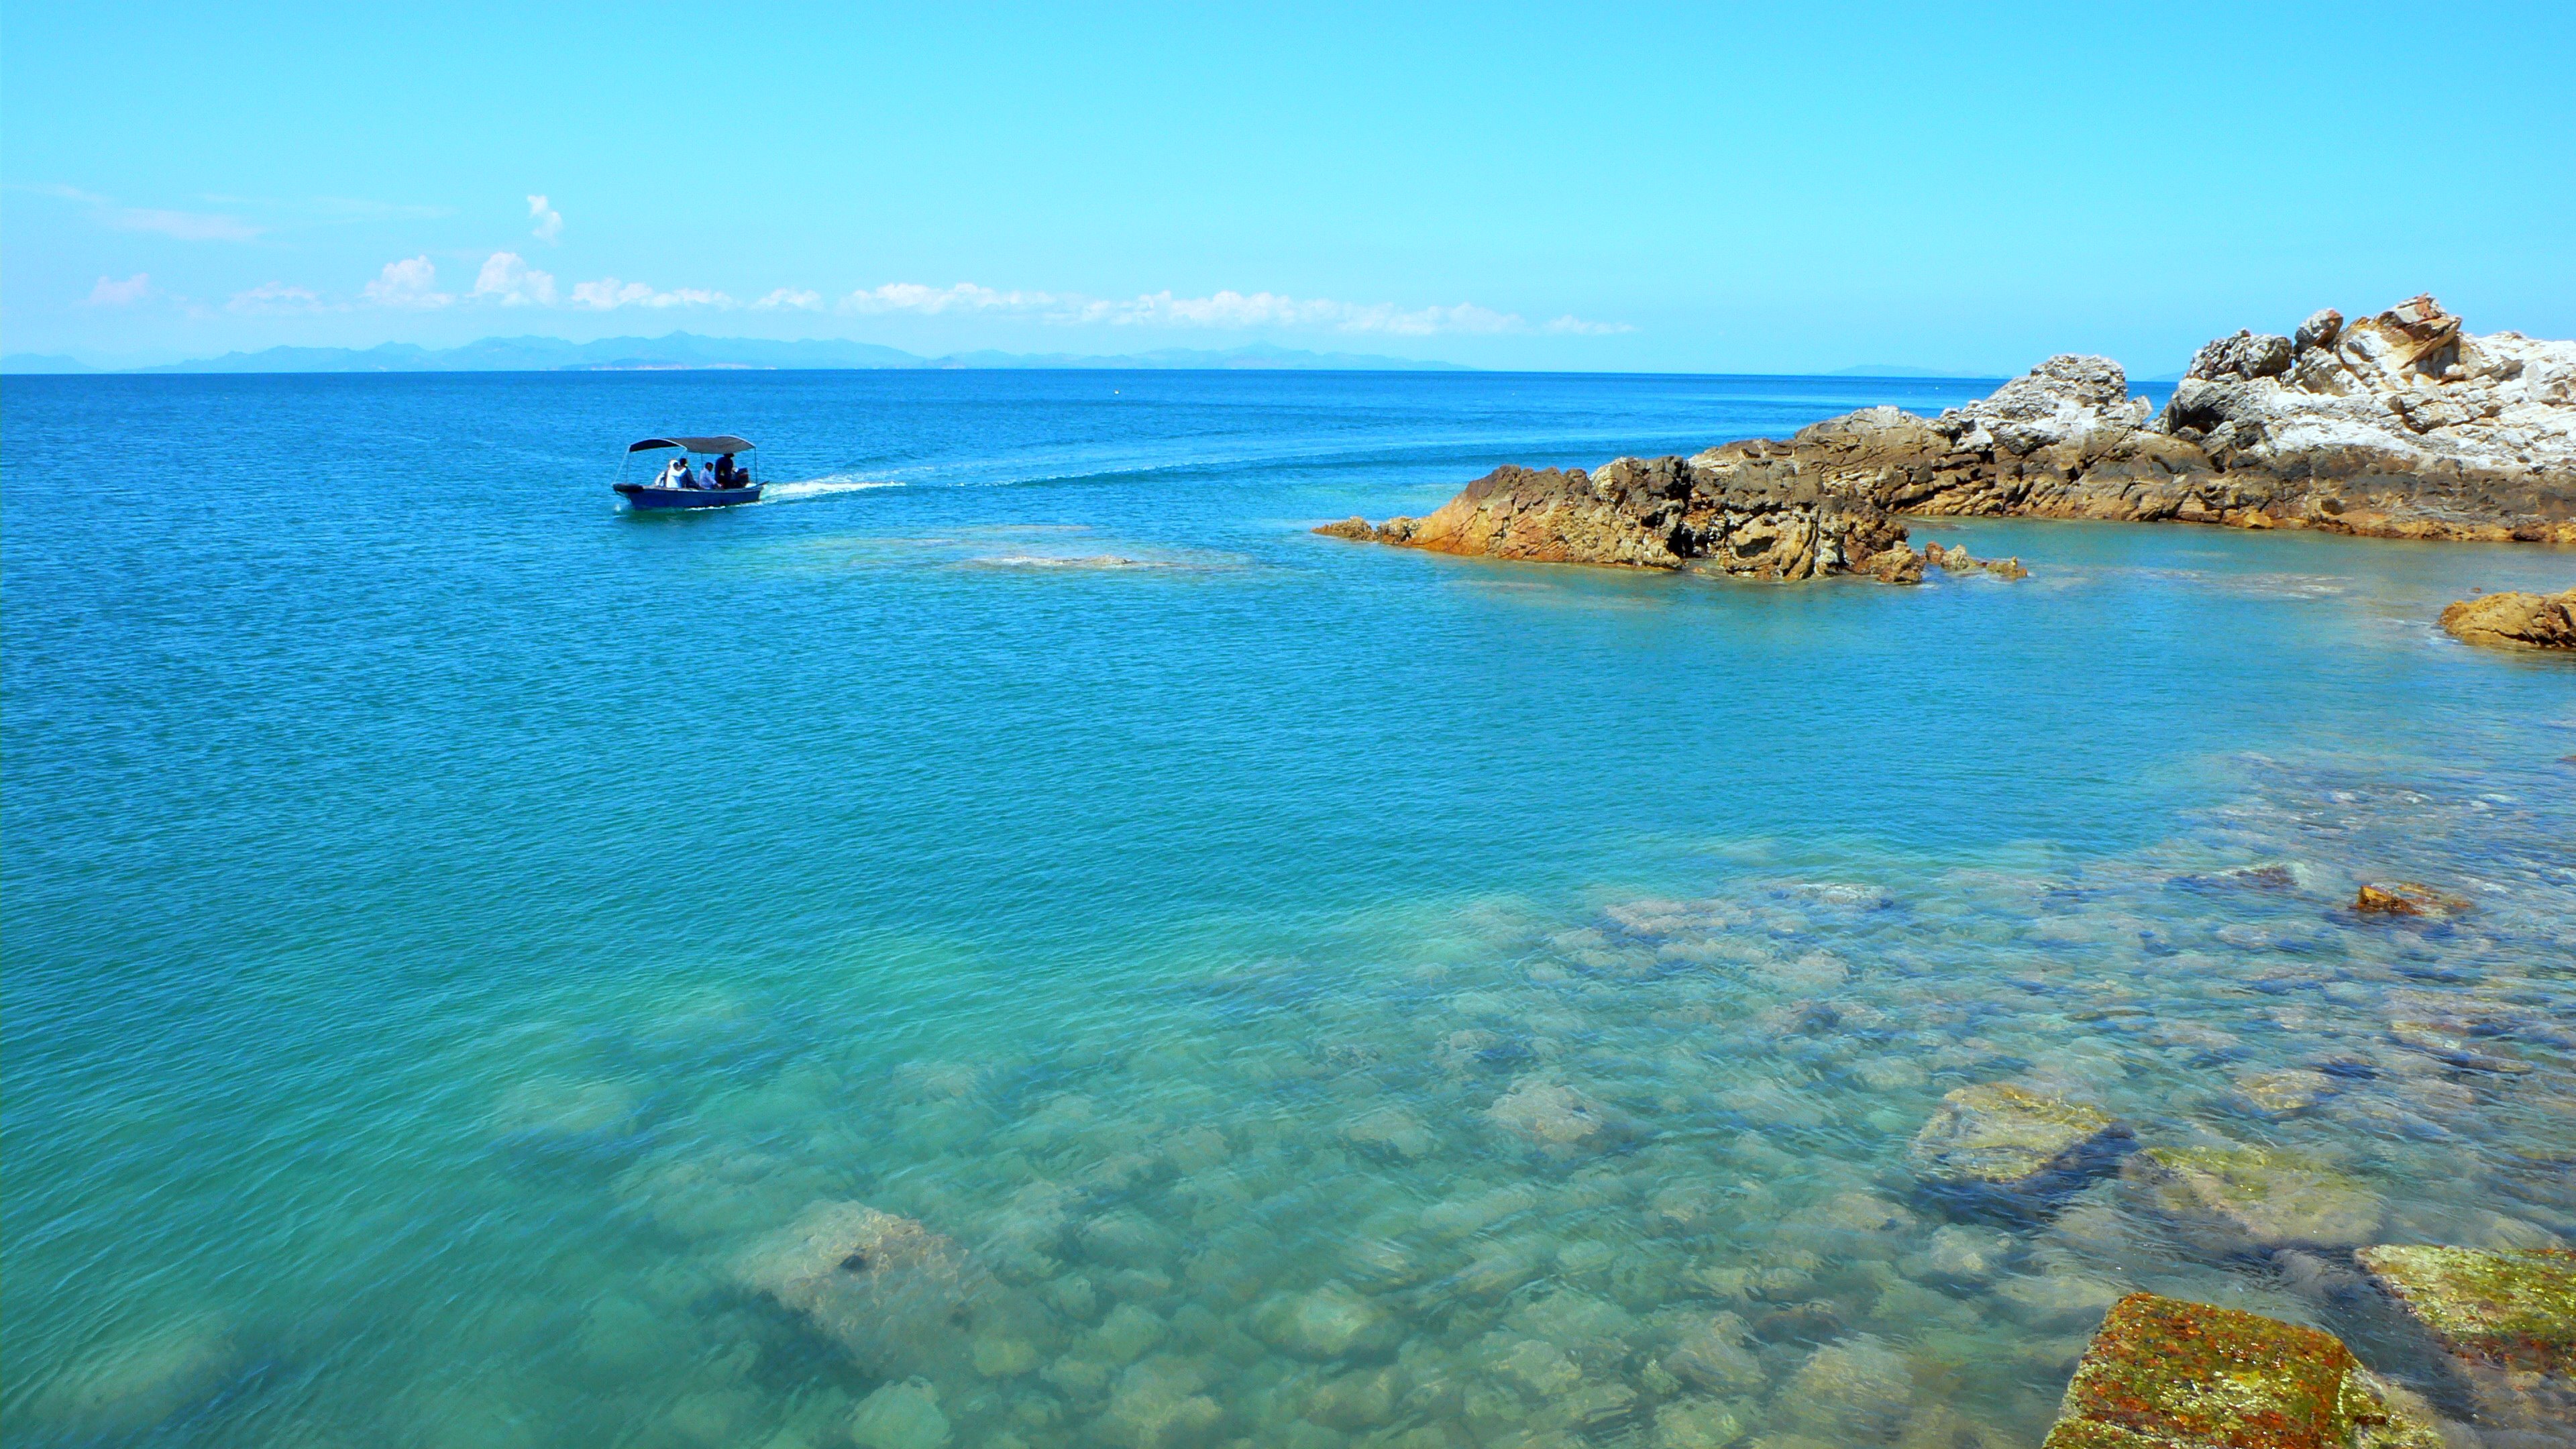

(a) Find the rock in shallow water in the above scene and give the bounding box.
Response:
[2438,588,2576,649]
[1782,1334,1915,1442]
[2352,881,2473,920]
[2124,1144,2387,1254]
[727,1201,987,1373]
[1252,1285,1396,1360]
[1907,1082,2134,1215]
[26,1315,241,1434]
[1486,1078,1634,1157]
[2355,1244,2576,1375]
[850,1378,951,1449]
[2039,1292,2443,1449]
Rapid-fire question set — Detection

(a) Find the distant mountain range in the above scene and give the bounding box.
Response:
[1,335,1475,375]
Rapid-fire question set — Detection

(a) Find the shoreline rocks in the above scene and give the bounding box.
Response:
[2439,588,2576,649]
[1317,296,2576,575]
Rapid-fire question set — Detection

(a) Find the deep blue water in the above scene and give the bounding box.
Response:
[5,370,2571,1448]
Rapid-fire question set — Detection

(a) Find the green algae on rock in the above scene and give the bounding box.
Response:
[2355,1245,2576,1375]
[1907,1083,2134,1213]
[2122,1144,2386,1254]
[2039,1293,2441,1449]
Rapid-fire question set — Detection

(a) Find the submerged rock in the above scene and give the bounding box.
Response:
[2440,588,2576,649]
[1653,1395,1753,1449]
[1907,1082,2133,1214]
[1094,1356,1226,1449]
[1782,1334,1915,1442]
[26,1315,241,1434]
[2229,1068,2338,1119]
[1902,1224,2015,1285]
[1663,1311,1768,1395]
[1486,1078,1634,1157]
[2355,1245,2576,1375]
[850,1379,951,1449]
[1342,1105,1437,1162]
[1251,1285,1397,1360]
[727,1200,986,1373]
[2039,1293,2442,1448]
[2123,1144,2386,1254]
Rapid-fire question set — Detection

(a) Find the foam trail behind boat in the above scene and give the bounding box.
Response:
[759,476,905,503]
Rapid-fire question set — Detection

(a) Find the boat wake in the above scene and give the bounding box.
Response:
[760,475,904,503]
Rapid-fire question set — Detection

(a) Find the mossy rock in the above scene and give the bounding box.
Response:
[2356,1244,2576,1375]
[2123,1144,2384,1253]
[1908,1083,2133,1216]
[2039,1293,2443,1449]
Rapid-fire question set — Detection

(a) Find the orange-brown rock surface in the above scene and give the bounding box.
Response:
[2438,588,2576,649]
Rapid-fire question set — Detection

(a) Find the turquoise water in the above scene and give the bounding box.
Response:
[4,371,2571,1448]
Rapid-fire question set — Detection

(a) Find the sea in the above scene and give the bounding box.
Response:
[4,370,2571,1448]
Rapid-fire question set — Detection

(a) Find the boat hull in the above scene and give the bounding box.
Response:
[616,482,762,511]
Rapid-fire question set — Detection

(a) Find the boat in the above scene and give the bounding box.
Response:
[614,435,763,510]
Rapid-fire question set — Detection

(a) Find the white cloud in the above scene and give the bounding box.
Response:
[832,282,1623,336]
[752,288,824,311]
[85,273,152,307]
[362,256,453,309]
[473,252,557,307]
[27,184,262,241]
[227,282,328,314]
[841,282,1052,316]
[112,207,263,241]
[570,278,734,310]
[527,195,562,244]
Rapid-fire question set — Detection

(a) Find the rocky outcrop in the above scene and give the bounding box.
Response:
[2440,588,2576,649]
[1318,297,2576,574]
[1924,540,2028,580]
[1320,455,1915,581]
[2040,1293,2443,1448]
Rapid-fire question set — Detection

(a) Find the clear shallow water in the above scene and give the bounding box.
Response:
[3,370,2571,1449]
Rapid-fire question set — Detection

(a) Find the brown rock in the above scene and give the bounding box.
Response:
[2353,882,2471,920]
[2439,588,2576,649]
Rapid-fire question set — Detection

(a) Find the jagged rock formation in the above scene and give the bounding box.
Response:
[1317,453,1917,582]
[2439,588,2576,649]
[1317,297,2576,574]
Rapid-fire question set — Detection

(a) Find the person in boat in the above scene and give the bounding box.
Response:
[714,453,739,488]
[657,457,688,489]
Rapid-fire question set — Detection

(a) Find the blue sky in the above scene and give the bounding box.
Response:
[7,1,2571,371]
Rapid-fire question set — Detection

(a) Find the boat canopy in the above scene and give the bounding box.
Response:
[627,435,755,454]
